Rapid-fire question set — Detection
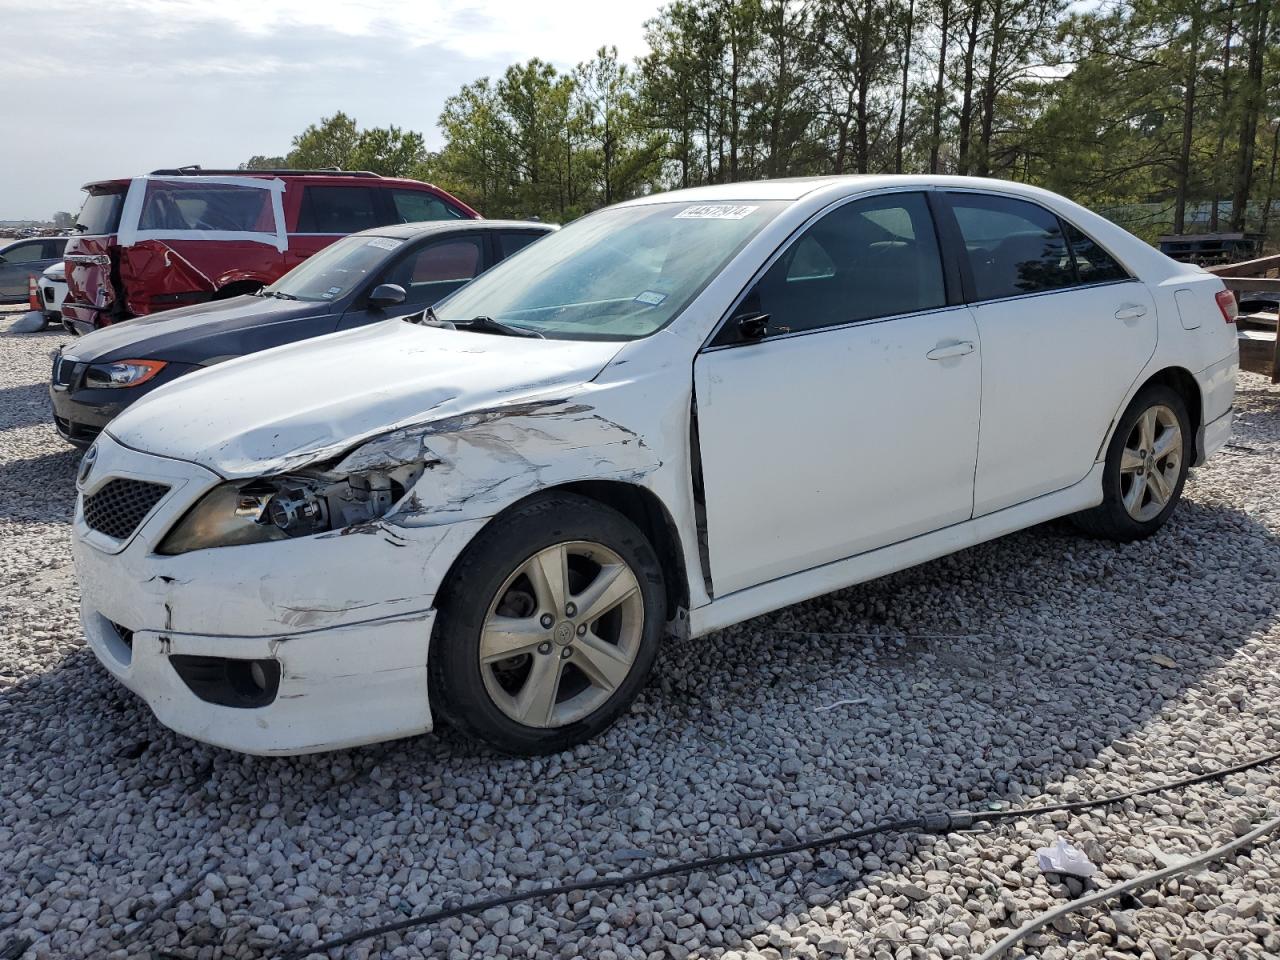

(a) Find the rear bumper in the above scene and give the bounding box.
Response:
[62,301,111,336]
[82,605,436,755]
[1196,407,1233,466]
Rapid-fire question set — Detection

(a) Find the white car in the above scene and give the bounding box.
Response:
[71,176,1238,756]
[36,261,69,330]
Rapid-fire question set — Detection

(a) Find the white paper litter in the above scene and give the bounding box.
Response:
[1036,837,1097,878]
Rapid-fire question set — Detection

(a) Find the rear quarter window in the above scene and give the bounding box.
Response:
[391,190,466,223]
[137,182,273,233]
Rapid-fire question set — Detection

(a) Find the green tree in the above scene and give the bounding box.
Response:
[287,112,361,169]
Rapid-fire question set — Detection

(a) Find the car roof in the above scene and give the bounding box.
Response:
[353,220,558,240]
[620,174,1078,206]
[3,236,70,247]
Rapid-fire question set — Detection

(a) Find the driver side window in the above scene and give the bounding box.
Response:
[724,192,946,344]
[3,242,46,263]
[382,236,484,306]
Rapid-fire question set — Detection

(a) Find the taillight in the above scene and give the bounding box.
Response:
[27,276,40,311]
[1215,289,1238,324]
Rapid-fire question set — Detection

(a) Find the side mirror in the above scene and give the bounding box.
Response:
[736,311,771,340]
[368,283,407,309]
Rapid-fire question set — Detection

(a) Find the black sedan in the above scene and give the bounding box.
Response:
[49,220,555,446]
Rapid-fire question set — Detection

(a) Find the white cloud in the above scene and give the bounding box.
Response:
[35,0,657,64]
[1,0,662,219]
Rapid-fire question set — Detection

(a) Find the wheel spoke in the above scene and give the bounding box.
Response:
[514,652,563,726]
[480,615,547,663]
[1137,409,1156,453]
[1120,447,1144,473]
[575,563,639,625]
[1123,475,1146,513]
[1147,467,1172,505]
[571,632,633,692]
[1152,428,1181,464]
[525,544,569,614]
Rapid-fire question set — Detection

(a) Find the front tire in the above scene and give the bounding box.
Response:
[1072,384,1191,541]
[429,492,666,755]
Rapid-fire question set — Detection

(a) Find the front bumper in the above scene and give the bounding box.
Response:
[82,606,437,755]
[72,432,486,754]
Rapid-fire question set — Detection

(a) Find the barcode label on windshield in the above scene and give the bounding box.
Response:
[674,204,759,220]
[366,237,403,251]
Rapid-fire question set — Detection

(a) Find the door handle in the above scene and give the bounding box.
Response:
[1115,303,1148,320]
[926,340,975,360]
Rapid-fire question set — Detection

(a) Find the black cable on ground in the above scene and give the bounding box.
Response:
[274,745,1280,960]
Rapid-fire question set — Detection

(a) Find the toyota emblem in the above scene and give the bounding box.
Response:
[78,443,98,486]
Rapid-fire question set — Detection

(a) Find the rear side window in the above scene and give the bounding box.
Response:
[948,194,1074,300]
[45,238,69,258]
[498,231,545,259]
[733,191,946,338]
[391,190,465,223]
[138,182,273,232]
[1064,222,1128,284]
[75,190,126,235]
[297,186,380,233]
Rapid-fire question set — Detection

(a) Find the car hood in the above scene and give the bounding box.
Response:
[63,295,331,364]
[106,320,627,478]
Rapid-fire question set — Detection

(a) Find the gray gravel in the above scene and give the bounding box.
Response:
[2,308,1279,960]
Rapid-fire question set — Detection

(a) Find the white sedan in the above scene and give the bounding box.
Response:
[71,176,1238,755]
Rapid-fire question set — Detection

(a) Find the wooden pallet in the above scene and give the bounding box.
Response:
[1207,253,1280,383]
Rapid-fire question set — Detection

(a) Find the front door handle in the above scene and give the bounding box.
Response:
[1115,303,1148,320]
[926,340,976,360]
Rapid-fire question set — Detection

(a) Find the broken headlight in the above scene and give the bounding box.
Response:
[157,467,414,555]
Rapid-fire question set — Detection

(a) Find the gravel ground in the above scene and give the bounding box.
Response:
[2,307,1279,960]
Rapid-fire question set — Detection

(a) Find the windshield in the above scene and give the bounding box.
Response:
[265,234,401,302]
[433,200,786,340]
[75,189,126,235]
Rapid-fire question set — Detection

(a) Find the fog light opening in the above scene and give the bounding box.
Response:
[170,655,281,708]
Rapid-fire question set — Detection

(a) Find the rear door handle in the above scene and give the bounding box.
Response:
[926,340,976,360]
[1115,303,1148,320]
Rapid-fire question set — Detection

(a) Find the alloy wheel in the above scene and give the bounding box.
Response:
[479,541,644,729]
[1119,404,1182,522]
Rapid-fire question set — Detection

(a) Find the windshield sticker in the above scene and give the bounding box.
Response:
[674,204,760,220]
[366,237,403,251]
[634,290,667,306]
[321,286,342,300]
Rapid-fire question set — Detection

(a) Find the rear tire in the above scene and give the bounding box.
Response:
[429,492,666,755]
[1072,384,1191,541]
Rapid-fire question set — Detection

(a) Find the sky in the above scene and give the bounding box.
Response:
[0,0,661,220]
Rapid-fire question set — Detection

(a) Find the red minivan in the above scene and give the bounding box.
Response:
[62,168,479,334]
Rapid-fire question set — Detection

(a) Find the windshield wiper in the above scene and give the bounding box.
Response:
[267,291,300,301]
[452,315,544,339]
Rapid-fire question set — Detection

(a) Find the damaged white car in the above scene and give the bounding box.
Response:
[73,176,1238,755]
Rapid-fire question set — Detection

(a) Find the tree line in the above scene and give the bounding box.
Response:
[244,0,1279,243]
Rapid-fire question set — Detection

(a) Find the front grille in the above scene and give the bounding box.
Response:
[83,479,170,540]
[52,355,81,387]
